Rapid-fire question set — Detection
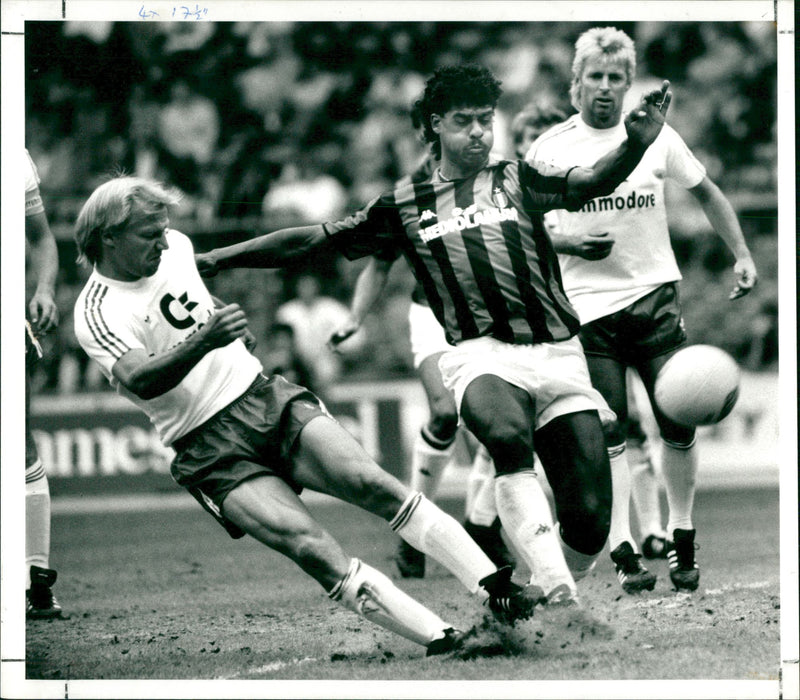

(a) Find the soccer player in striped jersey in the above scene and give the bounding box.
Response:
[72,176,545,657]
[330,101,572,579]
[197,63,673,606]
[24,149,63,619]
[527,27,758,592]
[328,103,514,579]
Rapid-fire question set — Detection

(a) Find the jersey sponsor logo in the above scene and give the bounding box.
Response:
[420,203,519,243]
[419,209,437,222]
[579,190,657,213]
[160,292,200,329]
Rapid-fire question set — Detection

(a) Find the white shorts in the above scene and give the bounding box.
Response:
[408,301,453,369]
[437,335,616,430]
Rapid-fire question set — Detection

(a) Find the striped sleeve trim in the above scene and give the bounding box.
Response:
[82,281,131,359]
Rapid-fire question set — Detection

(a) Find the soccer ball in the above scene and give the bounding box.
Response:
[654,345,741,427]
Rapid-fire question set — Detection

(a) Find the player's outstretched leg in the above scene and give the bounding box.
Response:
[222,475,468,655]
[292,416,542,626]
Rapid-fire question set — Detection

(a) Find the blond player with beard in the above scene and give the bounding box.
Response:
[528,27,757,593]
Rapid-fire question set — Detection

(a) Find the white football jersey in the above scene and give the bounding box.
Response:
[74,230,262,445]
[527,116,706,324]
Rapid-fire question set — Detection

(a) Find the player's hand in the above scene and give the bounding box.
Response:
[729,256,758,300]
[201,304,248,349]
[624,80,672,149]
[195,252,219,278]
[327,317,360,352]
[29,289,59,335]
[570,231,615,260]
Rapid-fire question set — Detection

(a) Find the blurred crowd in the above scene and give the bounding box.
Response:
[24,21,779,395]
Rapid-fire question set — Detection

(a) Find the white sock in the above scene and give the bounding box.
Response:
[409,427,455,501]
[558,528,598,582]
[661,438,698,533]
[628,440,665,539]
[466,446,497,526]
[329,558,449,646]
[608,445,637,552]
[494,471,576,598]
[26,460,51,588]
[391,492,495,595]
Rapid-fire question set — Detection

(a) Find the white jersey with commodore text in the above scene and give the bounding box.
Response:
[527,115,706,324]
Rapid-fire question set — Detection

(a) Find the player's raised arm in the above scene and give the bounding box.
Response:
[567,81,672,203]
[196,224,330,277]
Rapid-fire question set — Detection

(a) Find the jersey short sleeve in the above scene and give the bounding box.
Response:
[74,283,148,380]
[24,149,45,217]
[516,160,584,212]
[323,194,403,262]
[661,124,706,189]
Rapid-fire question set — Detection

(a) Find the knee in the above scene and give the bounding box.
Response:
[481,416,532,461]
[426,398,459,442]
[558,488,612,556]
[602,418,625,447]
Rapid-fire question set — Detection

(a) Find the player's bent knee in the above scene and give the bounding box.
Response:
[602,419,625,447]
[426,408,458,443]
[559,494,611,555]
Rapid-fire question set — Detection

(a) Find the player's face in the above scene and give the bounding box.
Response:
[433,105,494,177]
[106,209,170,281]
[578,58,630,128]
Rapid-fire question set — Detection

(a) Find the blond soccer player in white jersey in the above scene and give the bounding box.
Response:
[72,176,548,657]
[528,27,757,594]
[24,149,63,619]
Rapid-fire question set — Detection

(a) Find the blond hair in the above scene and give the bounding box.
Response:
[570,27,636,111]
[74,177,181,265]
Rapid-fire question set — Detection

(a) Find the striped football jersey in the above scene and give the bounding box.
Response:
[324,159,582,345]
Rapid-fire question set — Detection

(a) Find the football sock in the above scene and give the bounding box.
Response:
[409,426,456,502]
[607,445,638,552]
[391,492,495,595]
[465,446,497,526]
[494,471,576,597]
[329,558,449,646]
[628,440,665,538]
[661,438,698,533]
[26,460,51,588]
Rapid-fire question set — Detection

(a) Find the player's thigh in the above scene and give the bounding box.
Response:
[636,351,695,444]
[585,354,628,419]
[222,474,350,580]
[460,374,535,468]
[290,416,408,519]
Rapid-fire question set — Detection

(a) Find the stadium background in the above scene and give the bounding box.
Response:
[24,20,779,493]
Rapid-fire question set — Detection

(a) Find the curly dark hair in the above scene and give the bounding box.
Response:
[415,64,503,159]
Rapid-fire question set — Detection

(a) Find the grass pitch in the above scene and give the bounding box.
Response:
[25,488,781,692]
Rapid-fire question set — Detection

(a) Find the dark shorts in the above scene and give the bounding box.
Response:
[170,374,328,538]
[579,283,687,366]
